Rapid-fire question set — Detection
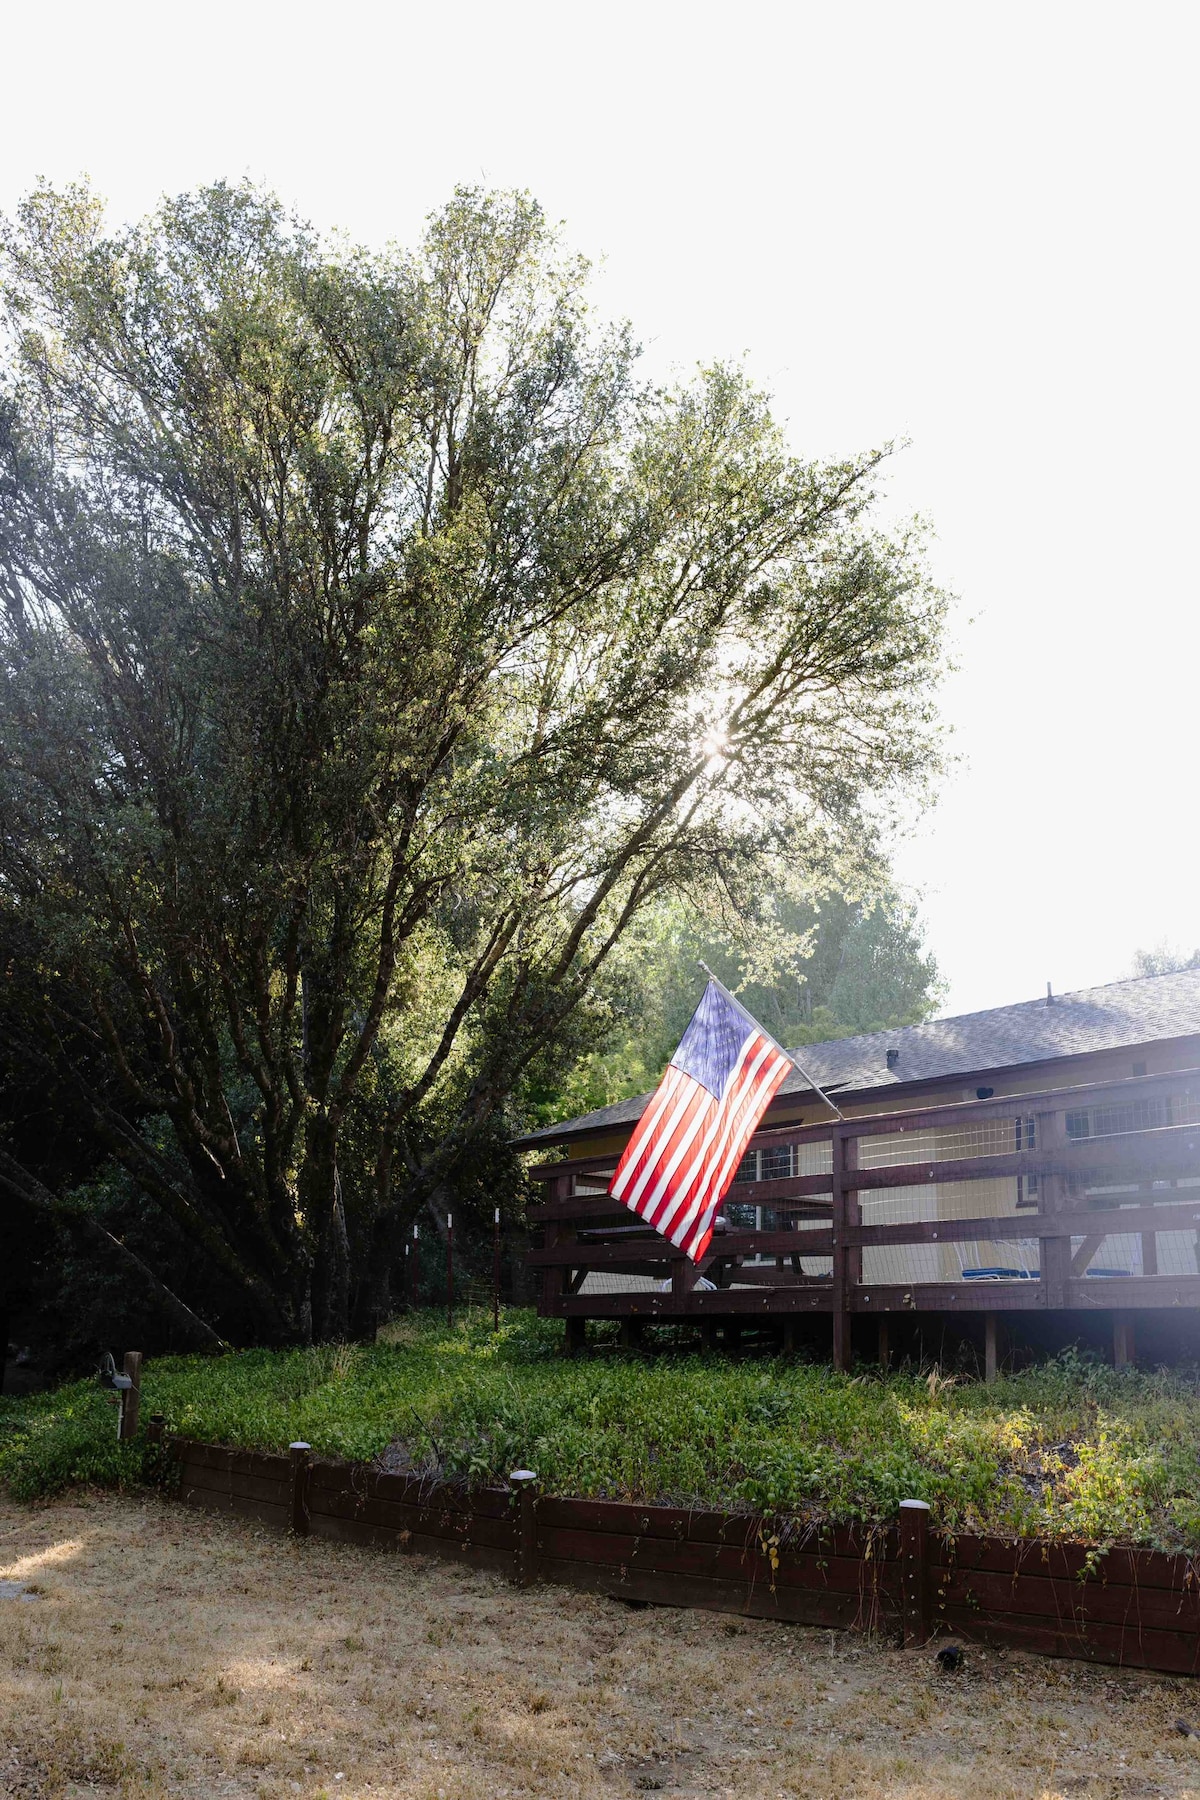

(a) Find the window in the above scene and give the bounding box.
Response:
[760,1145,792,1182]
[1067,1097,1172,1140]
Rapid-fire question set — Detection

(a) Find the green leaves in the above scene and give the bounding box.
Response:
[0,181,948,1342]
[8,1326,1200,1553]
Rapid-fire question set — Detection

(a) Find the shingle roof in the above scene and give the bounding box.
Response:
[516,964,1200,1148]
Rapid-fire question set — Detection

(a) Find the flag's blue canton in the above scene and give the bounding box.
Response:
[670,982,754,1099]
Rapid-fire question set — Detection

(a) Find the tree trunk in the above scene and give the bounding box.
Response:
[302,1117,350,1340]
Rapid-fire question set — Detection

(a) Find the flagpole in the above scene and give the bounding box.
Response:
[697,961,845,1120]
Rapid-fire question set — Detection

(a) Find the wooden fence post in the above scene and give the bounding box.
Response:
[899,1499,931,1646]
[119,1351,143,1440]
[289,1442,312,1537]
[511,1470,539,1588]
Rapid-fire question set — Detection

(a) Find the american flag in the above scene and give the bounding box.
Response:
[608,979,794,1264]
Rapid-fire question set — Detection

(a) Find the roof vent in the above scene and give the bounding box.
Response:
[886,1047,899,1069]
[1046,981,1054,1005]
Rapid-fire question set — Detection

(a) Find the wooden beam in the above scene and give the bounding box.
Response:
[723,1266,831,1287]
[526,1066,1200,1188]
[984,1314,998,1384]
[529,1228,835,1267]
[832,1066,1200,1143]
[1070,1234,1105,1276]
[849,1135,1200,1194]
[1114,1314,1134,1368]
[1065,1276,1200,1308]
[534,1183,1200,1234]
[535,1200,1200,1268]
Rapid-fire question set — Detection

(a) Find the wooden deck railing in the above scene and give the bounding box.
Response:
[525,1065,1200,1366]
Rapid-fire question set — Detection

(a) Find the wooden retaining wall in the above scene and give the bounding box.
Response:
[161,1432,1200,1676]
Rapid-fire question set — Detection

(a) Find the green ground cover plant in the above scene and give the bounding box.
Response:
[4,1312,1200,1551]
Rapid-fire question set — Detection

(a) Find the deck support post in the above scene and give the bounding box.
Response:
[620,1316,642,1352]
[877,1317,890,1371]
[832,1310,850,1372]
[899,1499,932,1647]
[984,1313,998,1384]
[1113,1313,1135,1369]
[782,1318,797,1356]
[564,1316,586,1357]
[700,1318,716,1352]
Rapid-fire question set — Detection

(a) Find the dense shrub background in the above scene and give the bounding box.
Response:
[4,1312,1200,1550]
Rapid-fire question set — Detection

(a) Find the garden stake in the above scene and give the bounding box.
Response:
[493,1206,501,1332]
[119,1350,143,1440]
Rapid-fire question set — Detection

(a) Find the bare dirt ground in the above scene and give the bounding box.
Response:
[2,1494,1200,1800]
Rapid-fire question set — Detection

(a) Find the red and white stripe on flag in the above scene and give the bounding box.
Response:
[608,981,793,1264]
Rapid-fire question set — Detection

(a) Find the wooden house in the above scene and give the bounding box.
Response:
[517,967,1200,1368]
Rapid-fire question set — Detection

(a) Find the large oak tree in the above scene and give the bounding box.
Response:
[0,182,947,1342]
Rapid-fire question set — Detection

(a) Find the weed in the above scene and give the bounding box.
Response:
[6,1310,1200,1548]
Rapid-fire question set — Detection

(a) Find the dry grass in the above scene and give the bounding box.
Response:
[2,1494,1200,1800]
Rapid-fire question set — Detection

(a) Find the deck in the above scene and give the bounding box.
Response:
[525,1064,1200,1367]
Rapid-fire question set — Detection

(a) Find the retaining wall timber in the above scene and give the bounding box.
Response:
[157,1430,1200,1675]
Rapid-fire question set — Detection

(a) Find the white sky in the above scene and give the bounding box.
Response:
[2,0,1196,1018]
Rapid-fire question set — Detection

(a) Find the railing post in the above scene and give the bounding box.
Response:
[671,1257,698,1299]
[832,1127,858,1372]
[511,1469,539,1587]
[1037,1106,1070,1309]
[899,1499,931,1646]
[540,1174,572,1314]
[289,1442,312,1537]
